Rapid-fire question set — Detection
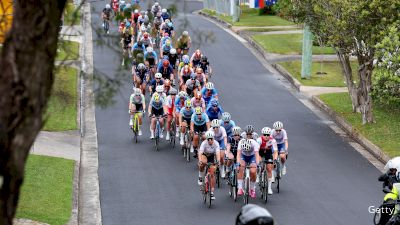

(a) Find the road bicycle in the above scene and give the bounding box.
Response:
[169,116,176,148]
[242,164,253,205]
[130,110,143,143]
[275,158,283,193]
[182,125,192,162]
[151,114,165,151]
[258,159,272,203]
[201,161,218,208]
[226,159,238,202]
[103,19,110,34]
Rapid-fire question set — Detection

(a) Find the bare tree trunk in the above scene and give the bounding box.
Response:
[357,54,375,124]
[0,1,66,224]
[336,50,360,112]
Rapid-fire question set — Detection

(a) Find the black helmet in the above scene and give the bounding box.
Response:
[201,55,208,62]
[245,125,254,135]
[236,204,274,225]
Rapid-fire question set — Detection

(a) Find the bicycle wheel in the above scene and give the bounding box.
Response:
[134,116,139,143]
[276,162,281,193]
[207,174,212,208]
[263,171,268,203]
[202,181,207,204]
[216,167,220,189]
[244,177,250,205]
[232,169,237,202]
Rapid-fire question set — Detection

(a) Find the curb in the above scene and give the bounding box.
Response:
[198,10,390,164]
[311,96,390,164]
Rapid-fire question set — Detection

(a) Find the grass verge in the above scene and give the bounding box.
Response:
[56,40,80,61]
[64,2,81,26]
[244,27,300,32]
[279,61,359,87]
[43,66,78,131]
[319,93,400,158]
[16,155,75,225]
[252,33,335,55]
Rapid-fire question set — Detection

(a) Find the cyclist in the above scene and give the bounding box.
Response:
[160,39,173,58]
[160,32,171,49]
[200,55,212,79]
[121,22,134,60]
[148,92,166,139]
[201,82,218,106]
[190,49,203,68]
[161,8,171,21]
[137,26,147,42]
[241,125,259,140]
[148,73,164,95]
[236,139,260,198]
[158,59,175,83]
[235,204,274,225]
[140,32,153,49]
[198,130,221,200]
[144,47,158,75]
[257,127,278,195]
[137,11,148,27]
[168,48,179,70]
[190,107,210,157]
[225,126,242,174]
[153,11,163,32]
[160,19,175,38]
[179,65,193,90]
[132,63,149,95]
[271,121,288,175]
[179,99,194,146]
[164,88,178,141]
[178,55,191,74]
[191,92,206,111]
[131,40,145,62]
[177,31,192,57]
[118,20,125,33]
[131,9,140,26]
[194,67,206,88]
[129,88,145,135]
[209,119,228,178]
[206,99,223,121]
[185,73,201,98]
[220,112,236,138]
[151,2,161,16]
[112,0,119,15]
[155,84,167,101]
[118,0,126,13]
[102,4,112,34]
[174,91,188,128]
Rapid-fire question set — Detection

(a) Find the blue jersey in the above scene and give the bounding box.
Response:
[144,51,158,61]
[162,44,173,53]
[150,79,164,92]
[150,95,164,110]
[201,87,218,105]
[175,97,188,113]
[191,113,209,126]
[206,104,223,121]
[220,120,236,137]
[131,42,145,52]
[180,107,194,119]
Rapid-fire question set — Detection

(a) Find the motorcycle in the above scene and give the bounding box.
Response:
[374,183,399,225]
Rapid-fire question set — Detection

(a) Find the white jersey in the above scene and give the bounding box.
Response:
[256,136,277,153]
[208,127,226,142]
[238,139,259,156]
[240,132,259,140]
[271,129,288,144]
[165,95,175,109]
[199,140,220,155]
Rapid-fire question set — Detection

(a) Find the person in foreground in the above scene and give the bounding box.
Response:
[236,204,274,225]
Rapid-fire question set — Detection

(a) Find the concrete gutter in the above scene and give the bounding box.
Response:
[198,10,390,164]
[78,2,102,225]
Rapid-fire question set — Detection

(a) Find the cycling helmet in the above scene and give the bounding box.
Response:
[245,125,254,134]
[134,88,142,96]
[164,79,171,87]
[165,19,170,23]
[273,121,283,130]
[261,127,272,135]
[190,73,196,79]
[155,73,162,79]
[155,2,159,6]
[196,67,203,73]
[236,204,274,225]
[184,99,192,108]
[155,85,164,93]
[106,4,111,9]
[232,126,241,135]
[143,33,149,38]
[134,9,139,13]
[162,8,167,13]
[182,55,190,64]
[201,55,208,62]
[240,140,252,152]
[153,92,160,102]
[126,22,131,27]
[125,3,131,8]
[147,46,153,53]
[211,119,220,128]
[162,60,170,67]
[167,22,173,27]
[169,87,177,95]
[182,31,189,36]
[178,91,186,98]
[221,112,231,122]
[170,48,177,55]
[195,107,202,115]
[205,130,215,139]
[137,63,146,70]
[205,82,214,90]
[141,26,146,32]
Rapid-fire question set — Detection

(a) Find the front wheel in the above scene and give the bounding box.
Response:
[207,174,212,208]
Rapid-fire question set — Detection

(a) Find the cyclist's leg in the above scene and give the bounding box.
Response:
[209,161,217,192]
[237,156,246,192]
[198,154,207,184]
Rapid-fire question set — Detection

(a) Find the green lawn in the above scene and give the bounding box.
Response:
[252,33,336,55]
[43,66,78,131]
[244,27,300,32]
[56,40,79,61]
[202,6,294,27]
[279,61,359,87]
[16,155,75,225]
[64,2,81,26]
[319,93,400,158]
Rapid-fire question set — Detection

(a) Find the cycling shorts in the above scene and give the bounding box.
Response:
[152,107,163,116]
[194,124,207,133]
[259,148,273,163]
[241,154,256,164]
[277,143,286,153]
[182,117,191,125]
[202,153,216,163]
[134,103,143,112]
[217,139,226,150]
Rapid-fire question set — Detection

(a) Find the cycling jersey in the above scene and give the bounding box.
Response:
[165,95,175,115]
[191,113,209,126]
[209,127,226,142]
[169,54,178,68]
[132,12,140,23]
[135,69,148,81]
[201,87,218,105]
[150,95,165,110]
[102,8,112,20]
[206,104,223,121]
[180,107,194,119]
[228,136,241,155]
[190,97,205,109]
[238,139,260,156]
[130,94,145,105]
[158,65,174,79]
[151,5,161,14]
[177,36,191,49]
[161,12,171,21]
[180,68,192,83]
[220,120,236,137]
[271,129,288,144]
[199,140,220,155]
[256,136,277,152]
[144,51,158,66]
[149,79,164,93]
[200,61,210,73]
[131,42,145,53]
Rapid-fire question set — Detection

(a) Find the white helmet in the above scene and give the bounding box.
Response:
[156,85,164,93]
[106,4,111,9]
[182,31,189,36]
[205,82,214,90]
[120,1,125,5]
[162,8,167,13]
[134,9,139,13]
[155,2,159,6]
[211,119,220,128]
[385,157,400,172]
[134,88,142,96]
[205,130,215,139]
[146,47,153,53]
[221,112,231,122]
[126,3,131,8]
[273,121,283,130]
[170,48,177,54]
[155,73,162,79]
[240,140,252,151]
[261,127,272,135]
[141,26,146,32]
[232,126,241,135]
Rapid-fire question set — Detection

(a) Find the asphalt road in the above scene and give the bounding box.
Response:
[93,1,383,224]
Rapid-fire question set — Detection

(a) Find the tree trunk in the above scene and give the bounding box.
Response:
[0,1,66,224]
[357,54,375,124]
[336,50,360,112]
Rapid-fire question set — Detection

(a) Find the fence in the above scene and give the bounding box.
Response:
[203,0,242,22]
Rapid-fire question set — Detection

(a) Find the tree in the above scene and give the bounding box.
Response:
[282,0,400,124]
[0,0,66,224]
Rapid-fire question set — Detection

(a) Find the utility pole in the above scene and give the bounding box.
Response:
[301,24,313,79]
[232,0,239,22]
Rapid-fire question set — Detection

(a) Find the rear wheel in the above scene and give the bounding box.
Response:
[207,174,212,208]
[244,177,249,205]
[263,171,268,203]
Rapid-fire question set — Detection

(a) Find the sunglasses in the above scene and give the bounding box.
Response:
[233,134,240,137]
[263,134,270,136]
[212,126,219,129]
[275,130,282,132]
[207,138,213,141]
[156,78,161,79]
[212,105,218,107]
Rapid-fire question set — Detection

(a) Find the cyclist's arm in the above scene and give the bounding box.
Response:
[236,147,242,164]
[190,121,194,133]
[141,95,146,112]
